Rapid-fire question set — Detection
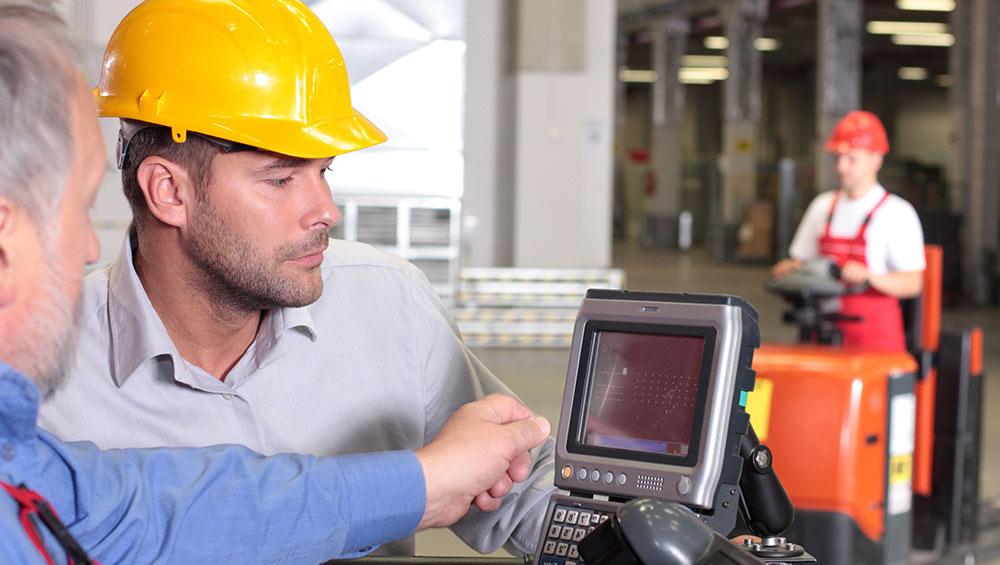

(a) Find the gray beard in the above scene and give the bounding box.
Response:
[4,243,82,400]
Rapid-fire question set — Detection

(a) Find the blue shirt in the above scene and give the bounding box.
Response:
[0,363,425,563]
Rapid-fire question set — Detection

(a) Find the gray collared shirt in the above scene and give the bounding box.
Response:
[40,231,555,556]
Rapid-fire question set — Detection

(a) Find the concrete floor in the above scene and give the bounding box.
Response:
[416,244,1000,562]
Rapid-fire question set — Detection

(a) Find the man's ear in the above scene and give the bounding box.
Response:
[0,201,19,308]
[135,156,197,228]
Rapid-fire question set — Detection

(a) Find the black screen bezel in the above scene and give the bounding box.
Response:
[566,320,717,467]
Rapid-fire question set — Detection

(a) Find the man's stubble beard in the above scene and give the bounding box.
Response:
[186,195,326,313]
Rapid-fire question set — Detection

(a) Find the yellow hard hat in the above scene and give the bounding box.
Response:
[95,0,386,159]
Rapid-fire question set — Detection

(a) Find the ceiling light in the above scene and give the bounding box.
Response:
[897,0,955,11]
[898,66,928,80]
[891,33,955,46]
[703,36,780,52]
[754,38,781,51]
[682,55,727,67]
[680,77,715,85]
[867,21,948,35]
[704,36,728,50]
[619,68,657,83]
[679,67,729,81]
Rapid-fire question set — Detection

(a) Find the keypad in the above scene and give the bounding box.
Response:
[538,502,616,565]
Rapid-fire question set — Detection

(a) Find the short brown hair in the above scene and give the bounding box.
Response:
[120,127,219,228]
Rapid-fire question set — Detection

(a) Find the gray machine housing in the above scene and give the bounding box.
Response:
[553,290,759,534]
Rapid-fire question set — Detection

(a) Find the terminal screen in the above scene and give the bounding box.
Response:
[581,331,706,457]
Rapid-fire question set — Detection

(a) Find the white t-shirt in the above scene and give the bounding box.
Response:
[789,184,926,275]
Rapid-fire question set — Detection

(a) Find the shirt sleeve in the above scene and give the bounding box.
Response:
[884,199,926,273]
[788,193,832,262]
[402,264,556,556]
[36,432,425,564]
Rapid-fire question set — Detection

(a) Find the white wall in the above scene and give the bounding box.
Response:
[58,0,141,268]
[513,0,616,268]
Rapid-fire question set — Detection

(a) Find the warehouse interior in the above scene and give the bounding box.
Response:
[23,0,1000,563]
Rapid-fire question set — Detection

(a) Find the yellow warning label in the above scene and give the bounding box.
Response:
[890,454,913,486]
[735,138,753,153]
[745,378,773,443]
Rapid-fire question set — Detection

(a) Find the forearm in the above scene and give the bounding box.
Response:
[46,436,424,563]
[868,270,923,298]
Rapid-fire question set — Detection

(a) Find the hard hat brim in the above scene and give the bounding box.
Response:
[95,85,387,158]
[213,108,388,159]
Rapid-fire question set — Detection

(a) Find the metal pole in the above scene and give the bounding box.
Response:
[775,158,796,259]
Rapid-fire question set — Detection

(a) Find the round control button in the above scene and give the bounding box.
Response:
[604,471,613,484]
[561,465,573,480]
[577,467,588,481]
[591,469,600,482]
[677,476,692,495]
[617,473,627,486]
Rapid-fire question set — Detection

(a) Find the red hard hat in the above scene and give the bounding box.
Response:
[825,110,889,155]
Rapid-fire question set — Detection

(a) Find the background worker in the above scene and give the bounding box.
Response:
[771,110,925,352]
[0,3,549,563]
[39,0,555,556]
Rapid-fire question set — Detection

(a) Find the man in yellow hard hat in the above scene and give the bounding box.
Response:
[39,0,555,557]
[0,2,550,563]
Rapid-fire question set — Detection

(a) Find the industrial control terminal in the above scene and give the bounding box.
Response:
[534,290,812,565]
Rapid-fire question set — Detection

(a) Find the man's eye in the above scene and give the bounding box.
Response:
[267,177,293,188]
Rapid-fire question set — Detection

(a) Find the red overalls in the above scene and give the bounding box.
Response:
[818,190,906,352]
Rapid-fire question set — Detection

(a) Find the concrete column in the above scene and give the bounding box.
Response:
[613,22,629,241]
[962,0,1000,303]
[815,0,861,194]
[463,0,516,267]
[719,0,767,258]
[948,0,971,215]
[513,0,616,268]
[645,15,689,248]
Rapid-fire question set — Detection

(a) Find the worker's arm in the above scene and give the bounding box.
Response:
[49,438,425,563]
[771,258,802,279]
[775,193,835,279]
[42,394,547,564]
[869,269,924,298]
[841,261,923,298]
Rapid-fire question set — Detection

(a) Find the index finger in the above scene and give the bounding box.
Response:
[500,415,550,459]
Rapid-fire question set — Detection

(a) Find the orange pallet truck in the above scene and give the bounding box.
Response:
[750,245,983,564]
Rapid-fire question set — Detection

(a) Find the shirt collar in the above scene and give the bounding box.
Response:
[107,230,178,387]
[0,362,40,443]
[107,228,318,387]
[841,183,885,205]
